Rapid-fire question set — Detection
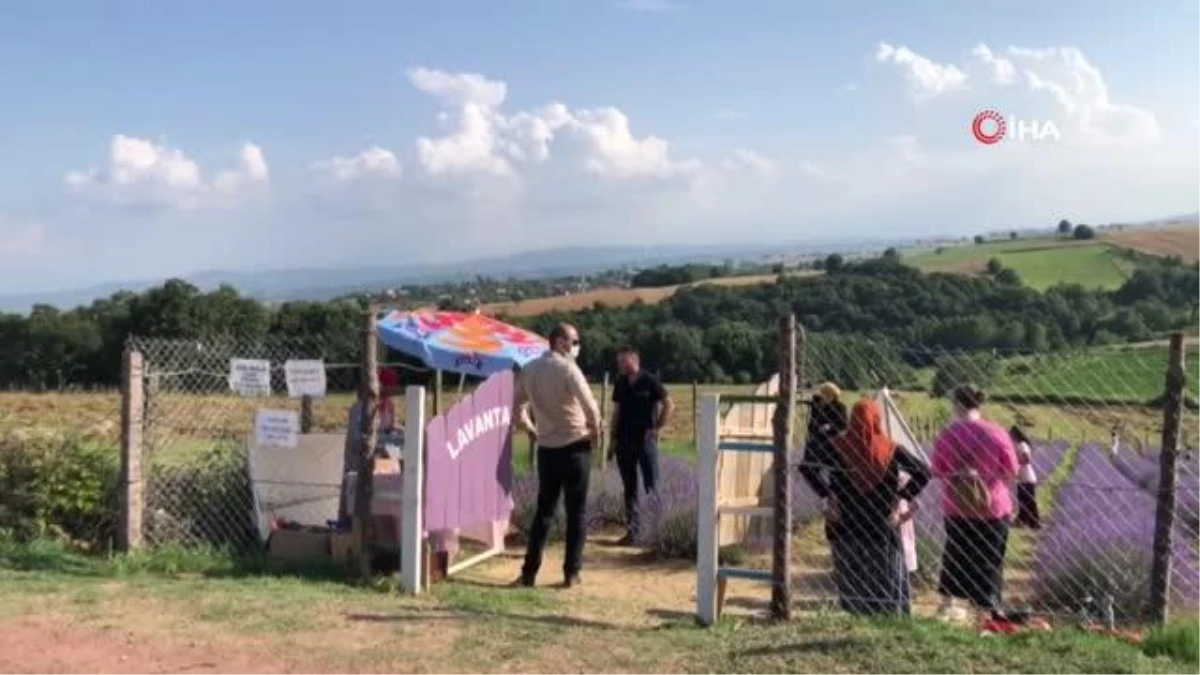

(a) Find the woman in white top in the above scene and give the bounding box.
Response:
[1009,425,1040,529]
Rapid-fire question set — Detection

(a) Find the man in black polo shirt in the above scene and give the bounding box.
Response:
[610,346,674,546]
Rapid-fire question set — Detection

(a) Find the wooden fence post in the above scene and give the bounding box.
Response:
[353,309,381,580]
[1149,332,1186,624]
[599,372,610,471]
[770,314,796,621]
[300,395,314,434]
[692,381,699,452]
[119,347,145,551]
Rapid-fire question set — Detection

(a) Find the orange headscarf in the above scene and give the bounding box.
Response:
[833,399,897,493]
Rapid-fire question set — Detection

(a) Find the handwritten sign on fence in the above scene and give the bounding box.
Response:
[423,369,515,531]
[284,359,326,398]
[229,359,271,397]
[254,409,299,449]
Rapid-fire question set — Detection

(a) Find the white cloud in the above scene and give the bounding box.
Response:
[311,147,402,182]
[405,66,702,183]
[723,149,778,177]
[65,135,269,210]
[971,44,1016,86]
[876,42,968,101]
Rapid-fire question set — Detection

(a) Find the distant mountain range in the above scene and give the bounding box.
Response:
[0,237,896,313]
[3,213,1193,313]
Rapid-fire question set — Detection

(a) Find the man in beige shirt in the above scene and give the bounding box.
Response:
[513,322,601,588]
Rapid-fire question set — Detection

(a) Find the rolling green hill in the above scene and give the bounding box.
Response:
[906,238,1136,291]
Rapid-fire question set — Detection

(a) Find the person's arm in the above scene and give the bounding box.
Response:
[894,445,931,500]
[650,378,673,437]
[930,430,954,479]
[568,364,602,438]
[513,373,536,437]
[832,402,849,433]
[996,433,1020,480]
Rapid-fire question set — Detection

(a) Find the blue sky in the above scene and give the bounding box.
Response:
[1,0,1197,293]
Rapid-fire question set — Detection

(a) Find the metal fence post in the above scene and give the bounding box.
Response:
[770,314,796,621]
[119,346,145,551]
[1149,332,1186,624]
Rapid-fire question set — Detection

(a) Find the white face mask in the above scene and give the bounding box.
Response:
[569,344,581,360]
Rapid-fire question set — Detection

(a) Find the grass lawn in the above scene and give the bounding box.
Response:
[905,238,1137,290]
[0,540,1193,673]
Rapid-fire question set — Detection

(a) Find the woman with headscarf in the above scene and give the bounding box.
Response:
[931,384,1019,622]
[799,383,848,500]
[811,398,931,616]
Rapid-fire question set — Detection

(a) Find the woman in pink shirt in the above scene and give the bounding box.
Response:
[931,384,1019,621]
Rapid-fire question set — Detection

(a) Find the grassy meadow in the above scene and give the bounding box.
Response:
[0,539,1194,673]
[905,238,1141,291]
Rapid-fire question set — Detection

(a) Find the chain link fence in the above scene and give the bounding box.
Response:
[129,332,421,549]
[125,329,1198,622]
[789,337,1199,623]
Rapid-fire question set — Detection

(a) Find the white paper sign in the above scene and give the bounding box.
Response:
[229,359,272,396]
[284,359,327,398]
[255,409,299,449]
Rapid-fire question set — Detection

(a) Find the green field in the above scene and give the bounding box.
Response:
[906,238,1137,291]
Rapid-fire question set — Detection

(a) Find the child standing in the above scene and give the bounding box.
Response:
[1009,426,1040,530]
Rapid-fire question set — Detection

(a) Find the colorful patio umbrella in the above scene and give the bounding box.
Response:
[375,309,549,377]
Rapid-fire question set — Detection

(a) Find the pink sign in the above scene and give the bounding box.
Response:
[423,369,515,532]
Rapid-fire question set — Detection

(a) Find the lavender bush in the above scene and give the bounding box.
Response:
[1112,448,1200,537]
[1033,445,1199,619]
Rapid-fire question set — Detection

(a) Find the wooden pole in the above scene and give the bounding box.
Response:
[770,314,796,621]
[692,381,699,452]
[1149,332,1186,624]
[300,395,314,434]
[119,347,145,551]
[353,309,381,580]
[599,372,609,471]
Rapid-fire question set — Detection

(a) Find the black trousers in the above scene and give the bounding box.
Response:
[614,435,660,536]
[938,517,1010,610]
[522,439,592,581]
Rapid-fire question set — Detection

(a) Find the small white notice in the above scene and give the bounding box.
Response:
[255,409,299,449]
[284,359,327,398]
[229,359,272,396]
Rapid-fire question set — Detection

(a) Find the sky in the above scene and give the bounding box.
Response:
[1,0,1197,293]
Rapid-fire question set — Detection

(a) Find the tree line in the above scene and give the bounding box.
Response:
[0,255,1194,390]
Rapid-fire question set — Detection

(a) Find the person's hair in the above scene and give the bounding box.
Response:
[617,346,639,357]
[952,383,987,410]
[548,323,574,344]
[1009,425,1030,445]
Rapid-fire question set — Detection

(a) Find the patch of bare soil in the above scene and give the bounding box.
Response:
[0,615,292,674]
[1105,226,1199,262]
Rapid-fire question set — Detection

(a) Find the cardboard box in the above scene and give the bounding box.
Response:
[268,528,330,563]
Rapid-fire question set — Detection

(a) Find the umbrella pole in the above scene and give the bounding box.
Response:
[432,370,442,417]
[457,372,466,396]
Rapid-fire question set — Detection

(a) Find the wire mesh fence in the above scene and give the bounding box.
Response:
[789,337,1199,624]
[124,329,1198,623]
[130,333,402,549]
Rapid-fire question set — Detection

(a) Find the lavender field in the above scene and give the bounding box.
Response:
[1033,445,1199,619]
